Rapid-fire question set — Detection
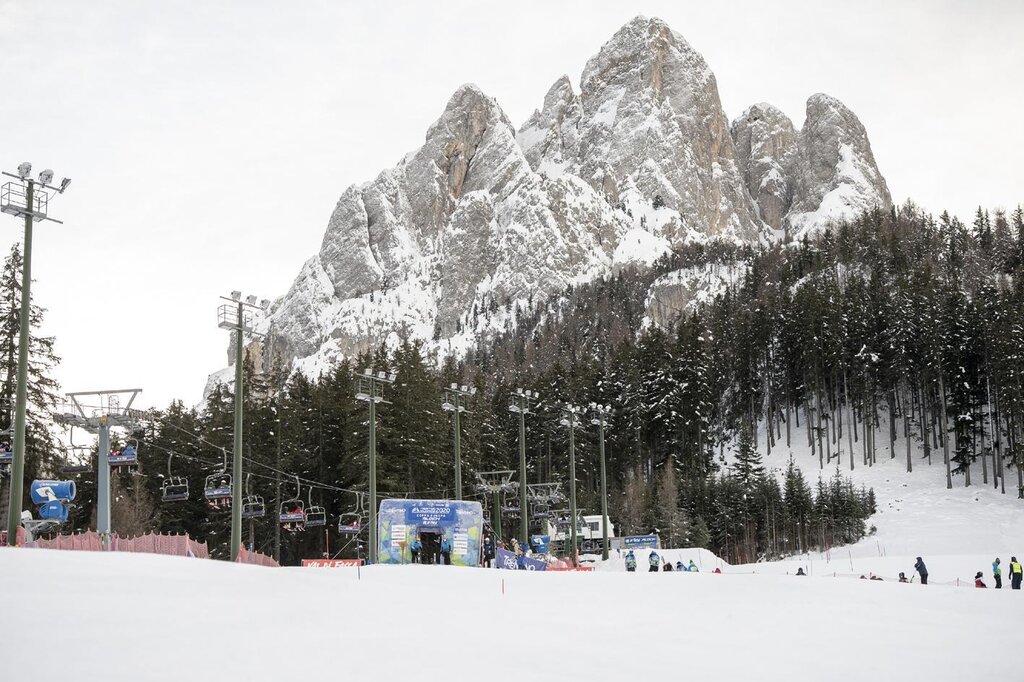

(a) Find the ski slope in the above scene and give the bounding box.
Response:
[1,547,1020,682]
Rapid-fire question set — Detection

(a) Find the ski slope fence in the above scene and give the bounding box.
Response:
[30,530,210,558]
[236,546,279,567]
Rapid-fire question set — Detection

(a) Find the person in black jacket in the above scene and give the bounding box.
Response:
[914,557,928,585]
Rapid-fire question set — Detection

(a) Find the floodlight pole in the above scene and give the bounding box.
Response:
[561,404,580,566]
[96,417,111,544]
[509,389,537,546]
[231,300,244,561]
[218,292,267,561]
[443,385,475,501]
[356,369,395,563]
[5,180,32,545]
[591,405,612,561]
[3,166,68,546]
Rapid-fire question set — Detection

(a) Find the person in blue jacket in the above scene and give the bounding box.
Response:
[439,537,452,565]
[675,561,685,572]
[410,537,422,564]
[914,557,928,585]
[992,558,1002,589]
[482,535,494,568]
[649,550,660,572]
[625,550,637,572]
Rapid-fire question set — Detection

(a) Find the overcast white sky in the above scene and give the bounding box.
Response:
[0,0,1021,408]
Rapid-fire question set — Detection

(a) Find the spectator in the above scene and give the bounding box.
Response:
[975,571,987,588]
[625,550,637,572]
[482,536,494,568]
[992,558,1002,589]
[649,550,660,572]
[1010,557,1022,590]
[410,537,422,564]
[687,560,699,572]
[663,561,673,571]
[914,557,928,585]
[898,572,909,583]
[440,536,452,565]
[795,567,806,576]
[676,561,685,572]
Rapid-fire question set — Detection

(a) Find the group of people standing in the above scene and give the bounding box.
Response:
[624,549,705,573]
[897,556,1022,589]
[979,556,1022,589]
[409,535,452,565]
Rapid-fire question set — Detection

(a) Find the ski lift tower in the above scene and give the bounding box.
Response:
[59,389,144,549]
[355,367,396,562]
[559,404,584,565]
[442,383,476,500]
[475,470,515,542]
[508,388,538,546]
[2,162,70,546]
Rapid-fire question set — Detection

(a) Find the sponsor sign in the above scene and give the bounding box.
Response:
[623,534,661,550]
[301,559,365,567]
[519,555,547,571]
[495,547,519,570]
[546,566,595,572]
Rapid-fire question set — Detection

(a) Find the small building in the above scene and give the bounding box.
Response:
[376,498,483,566]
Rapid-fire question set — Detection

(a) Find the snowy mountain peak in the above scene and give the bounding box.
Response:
[223,18,894,381]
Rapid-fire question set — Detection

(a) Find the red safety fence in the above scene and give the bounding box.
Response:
[237,546,279,567]
[32,530,210,559]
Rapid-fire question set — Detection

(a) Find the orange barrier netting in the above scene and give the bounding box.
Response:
[235,546,280,567]
[32,530,210,559]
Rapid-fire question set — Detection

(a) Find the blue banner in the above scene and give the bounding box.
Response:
[623,534,660,549]
[376,499,483,566]
[519,555,547,571]
[496,547,519,570]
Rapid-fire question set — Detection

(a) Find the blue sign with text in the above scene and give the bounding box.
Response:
[496,547,519,570]
[623,535,661,549]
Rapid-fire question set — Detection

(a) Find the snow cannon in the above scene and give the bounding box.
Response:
[37,500,70,523]
[30,480,77,504]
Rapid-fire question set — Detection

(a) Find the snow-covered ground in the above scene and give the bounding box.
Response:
[1,547,1019,682]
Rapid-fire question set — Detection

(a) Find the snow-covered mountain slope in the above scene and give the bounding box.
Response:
[230,16,891,379]
[3,547,1018,681]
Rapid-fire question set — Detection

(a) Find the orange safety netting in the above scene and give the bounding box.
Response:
[32,530,210,559]
[235,546,280,567]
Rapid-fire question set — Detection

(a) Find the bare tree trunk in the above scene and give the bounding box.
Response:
[904,385,912,473]
[845,373,855,471]
[939,373,952,489]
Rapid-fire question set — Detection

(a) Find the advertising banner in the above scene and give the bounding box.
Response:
[495,547,519,570]
[623,534,661,550]
[301,559,364,567]
[519,555,548,571]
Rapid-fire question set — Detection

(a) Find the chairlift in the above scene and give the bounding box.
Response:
[279,475,305,531]
[160,453,189,503]
[337,513,361,534]
[109,438,139,472]
[204,449,233,509]
[305,487,326,528]
[241,474,265,519]
[0,439,12,473]
[60,426,93,475]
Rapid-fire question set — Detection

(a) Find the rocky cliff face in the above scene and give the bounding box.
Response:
[221,16,892,380]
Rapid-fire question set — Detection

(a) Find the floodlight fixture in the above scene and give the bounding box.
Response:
[260,299,270,310]
[516,388,523,395]
[38,169,53,186]
[363,367,372,377]
[59,178,71,193]
[450,382,457,390]
[388,372,396,382]
[231,290,241,301]
[17,162,30,179]
[245,295,257,305]
[377,371,385,380]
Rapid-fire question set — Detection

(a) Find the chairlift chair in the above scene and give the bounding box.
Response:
[161,454,189,502]
[337,513,361,534]
[0,440,12,474]
[279,476,305,531]
[304,488,326,527]
[240,474,265,518]
[109,439,140,472]
[60,427,93,475]
[204,450,232,509]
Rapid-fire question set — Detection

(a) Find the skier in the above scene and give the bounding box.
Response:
[625,550,637,572]
[410,537,422,564]
[975,571,987,588]
[914,557,928,585]
[992,558,1002,589]
[440,536,452,565]
[1010,557,1022,590]
[675,561,685,572]
[649,550,660,572]
[687,560,698,572]
[664,561,673,571]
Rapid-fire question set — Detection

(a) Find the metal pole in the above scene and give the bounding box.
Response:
[518,408,528,544]
[568,413,578,566]
[493,489,501,543]
[598,416,609,561]
[97,419,111,548]
[230,302,244,560]
[368,389,377,563]
[453,395,462,500]
[5,180,32,546]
